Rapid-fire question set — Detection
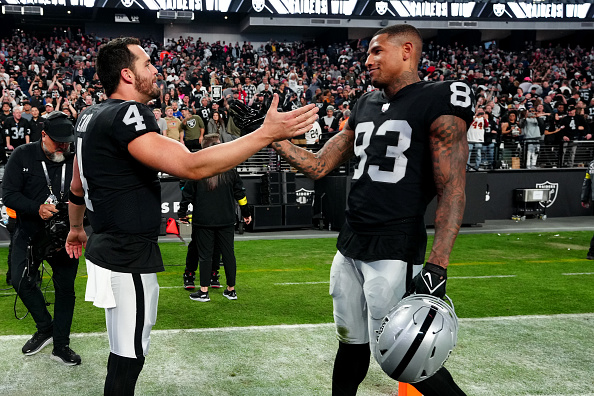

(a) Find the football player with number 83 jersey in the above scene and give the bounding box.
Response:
[64,37,318,395]
[272,25,474,395]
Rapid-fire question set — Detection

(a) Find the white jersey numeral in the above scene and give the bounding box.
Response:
[449,82,473,108]
[122,104,146,131]
[353,120,412,184]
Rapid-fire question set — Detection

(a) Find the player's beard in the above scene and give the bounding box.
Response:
[135,73,160,103]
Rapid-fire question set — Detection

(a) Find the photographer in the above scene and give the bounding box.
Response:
[2,111,80,365]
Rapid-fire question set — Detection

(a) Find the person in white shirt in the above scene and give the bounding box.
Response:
[467,108,488,170]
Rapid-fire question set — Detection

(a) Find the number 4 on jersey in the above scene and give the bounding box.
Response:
[123,104,146,131]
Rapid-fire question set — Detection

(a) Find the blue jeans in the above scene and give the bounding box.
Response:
[468,143,482,169]
[481,143,495,167]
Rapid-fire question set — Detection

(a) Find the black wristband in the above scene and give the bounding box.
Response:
[425,262,447,278]
[68,189,85,206]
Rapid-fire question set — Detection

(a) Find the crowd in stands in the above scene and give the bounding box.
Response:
[1,27,594,169]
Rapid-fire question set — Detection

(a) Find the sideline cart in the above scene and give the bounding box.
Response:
[512,188,550,221]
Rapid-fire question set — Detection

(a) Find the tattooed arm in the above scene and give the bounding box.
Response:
[271,124,356,180]
[427,115,469,268]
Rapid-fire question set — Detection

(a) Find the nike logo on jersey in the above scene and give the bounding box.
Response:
[422,272,445,294]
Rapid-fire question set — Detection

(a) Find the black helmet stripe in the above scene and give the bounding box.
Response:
[390,304,439,380]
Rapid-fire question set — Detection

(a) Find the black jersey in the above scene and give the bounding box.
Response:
[338,80,474,263]
[75,99,164,273]
[197,106,211,125]
[4,117,31,148]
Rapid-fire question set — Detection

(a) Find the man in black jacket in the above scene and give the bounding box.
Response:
[2,111,80,365]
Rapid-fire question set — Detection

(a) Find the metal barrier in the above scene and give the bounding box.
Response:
[467,139,594,170]
[236,146,353,177]
[240,140,594,177]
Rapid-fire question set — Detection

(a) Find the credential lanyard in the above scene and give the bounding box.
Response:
[41,161,66,200]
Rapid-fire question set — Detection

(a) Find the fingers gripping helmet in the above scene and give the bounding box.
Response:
[374,294,459,384]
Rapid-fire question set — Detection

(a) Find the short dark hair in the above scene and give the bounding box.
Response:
[97,37,141,97]
[373,24,423,60]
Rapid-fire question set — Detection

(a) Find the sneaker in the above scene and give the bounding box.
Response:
[22,330,53,355]
[51,345,81,366]
[183,271,196,290]
[587,254,594,260]
[210,271,221,288]
[223,289,237,300]
[189,290,210,302]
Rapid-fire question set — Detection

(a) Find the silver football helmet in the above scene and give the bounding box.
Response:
[374,294,459,384]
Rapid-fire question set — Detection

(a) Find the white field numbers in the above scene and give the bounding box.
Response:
[353,83,472,184]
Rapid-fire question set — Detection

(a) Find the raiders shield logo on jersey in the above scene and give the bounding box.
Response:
[187,119,196,128]
[376,1,388,15]
[252,0,265,12]
[493,4,505,17]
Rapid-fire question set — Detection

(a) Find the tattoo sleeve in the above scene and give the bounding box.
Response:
[427,115,469,267]
[271,128,356,180]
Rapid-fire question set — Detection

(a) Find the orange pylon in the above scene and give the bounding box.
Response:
[397,382,422,396]
[165,218,179,234]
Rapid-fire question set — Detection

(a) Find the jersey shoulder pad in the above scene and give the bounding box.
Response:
[348,90,377,130]
[112,101,160,144]
[427,80,476,127]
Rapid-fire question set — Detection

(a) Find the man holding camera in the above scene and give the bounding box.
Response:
[2,111,80,365]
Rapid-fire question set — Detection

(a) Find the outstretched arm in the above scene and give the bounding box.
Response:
[427,115,469,268]
[129,94,318,180]
[271,123,356,180]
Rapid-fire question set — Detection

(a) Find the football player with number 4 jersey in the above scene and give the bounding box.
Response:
[64,37,318,395]
[272,25,474,395]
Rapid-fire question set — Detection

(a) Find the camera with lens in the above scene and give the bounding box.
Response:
[32,201,70,261]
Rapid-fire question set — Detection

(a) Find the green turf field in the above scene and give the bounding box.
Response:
[0,231,593,395]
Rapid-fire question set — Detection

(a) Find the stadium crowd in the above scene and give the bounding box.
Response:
[1,27,594,169]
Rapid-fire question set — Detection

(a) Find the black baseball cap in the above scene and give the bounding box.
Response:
[180,105,188,111]
[44,111,75,143]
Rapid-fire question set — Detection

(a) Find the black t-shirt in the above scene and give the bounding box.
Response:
[75,99,164,273]
[338,80,475,262]
[28,117,44,142]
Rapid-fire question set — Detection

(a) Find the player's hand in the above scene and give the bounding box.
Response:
[243,215,252,225]
[582,201,590,209]
[408,262,447,298]
[65,229,87,259]
[260,94,318,142]
[179,216,190,224]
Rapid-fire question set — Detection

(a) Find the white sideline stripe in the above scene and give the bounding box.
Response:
[0,290,54,296]
[274,276,517,285]
[450,275,517,279]
[1,313,593,341]
[562,272,594,276]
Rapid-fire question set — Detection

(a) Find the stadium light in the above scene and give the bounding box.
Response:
[156,10,193,22]
[2,5,42,15]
